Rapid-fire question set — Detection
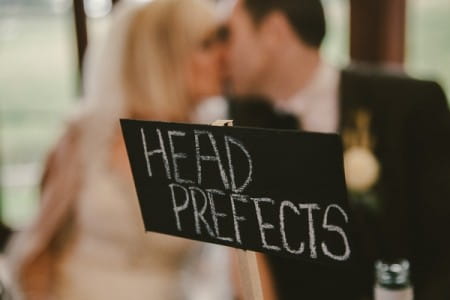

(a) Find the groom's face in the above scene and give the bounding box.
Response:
[226,0,270,96]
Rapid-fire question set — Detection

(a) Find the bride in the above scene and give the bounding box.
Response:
[6,0,231,299]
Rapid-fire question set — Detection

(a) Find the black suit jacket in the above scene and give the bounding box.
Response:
[228,66,450,299]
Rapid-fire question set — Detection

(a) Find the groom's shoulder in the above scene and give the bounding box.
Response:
[341,63,443,95]
[340,63,447,110]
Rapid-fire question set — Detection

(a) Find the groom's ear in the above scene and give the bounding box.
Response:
[258,11,297,52]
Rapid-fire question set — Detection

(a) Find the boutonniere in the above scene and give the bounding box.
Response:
[342,109,380,193]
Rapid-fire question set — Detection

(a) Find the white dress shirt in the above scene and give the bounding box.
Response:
[275,61,340,133]
[193,61,340,134]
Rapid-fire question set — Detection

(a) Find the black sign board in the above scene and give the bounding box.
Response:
[121,119,352,265]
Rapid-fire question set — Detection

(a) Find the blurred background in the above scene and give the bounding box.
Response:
[0,0,449,230]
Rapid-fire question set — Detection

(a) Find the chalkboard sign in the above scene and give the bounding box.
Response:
[121,119,352,265]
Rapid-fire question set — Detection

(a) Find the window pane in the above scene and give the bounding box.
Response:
[406,0,450,100]
[322,0,350,67]
[0,0,77,228]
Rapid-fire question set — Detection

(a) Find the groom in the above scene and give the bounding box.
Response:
[224,0,450,299]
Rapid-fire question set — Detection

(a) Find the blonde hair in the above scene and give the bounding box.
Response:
[121,0,217,121]
[73,0,219,162]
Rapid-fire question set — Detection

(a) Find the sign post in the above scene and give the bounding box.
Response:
[211,120,263,300]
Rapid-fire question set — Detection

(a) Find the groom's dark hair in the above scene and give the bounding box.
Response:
[242,0,326,48]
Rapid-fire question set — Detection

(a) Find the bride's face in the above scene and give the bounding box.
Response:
[185,25,228,103]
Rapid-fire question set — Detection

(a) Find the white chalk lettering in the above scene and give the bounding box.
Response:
[140,128,171,179]
[169,183,190,231]
[230,194,248,244]
[206,189,233,242]
[194,130,230,190]
[252,198,281,251]
[189,186,215,237]
[299,204,320,258]
[280,200,304,255]
[168,130,194,184]
[224,136,253,193]
[321,204,351,261]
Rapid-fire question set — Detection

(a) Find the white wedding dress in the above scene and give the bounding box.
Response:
[52,128,198,299]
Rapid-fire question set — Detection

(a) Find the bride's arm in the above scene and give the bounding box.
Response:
[7,122,83,300]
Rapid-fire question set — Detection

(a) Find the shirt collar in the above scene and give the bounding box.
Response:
[274,61,340,116]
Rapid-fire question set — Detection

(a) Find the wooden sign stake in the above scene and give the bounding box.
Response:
[211,120,264,300]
